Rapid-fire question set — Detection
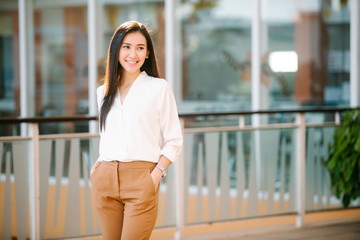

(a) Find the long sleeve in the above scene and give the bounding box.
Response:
[158,83,183,162]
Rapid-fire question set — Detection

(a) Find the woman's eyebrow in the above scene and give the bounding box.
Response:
[122,42,146,46]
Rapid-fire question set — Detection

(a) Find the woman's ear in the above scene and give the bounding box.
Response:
[146,50,150,59]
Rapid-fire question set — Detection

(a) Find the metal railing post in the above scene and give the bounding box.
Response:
[350,0,360,107]
[88,0,98,134]
[296,113,306,228]
[175,118,185,240]
[29,123,40,240]
[19,0,29,136]
[335,111,340,125]
[238,114,245,128]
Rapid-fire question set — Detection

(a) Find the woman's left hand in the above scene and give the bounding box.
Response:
[151,168,162,192]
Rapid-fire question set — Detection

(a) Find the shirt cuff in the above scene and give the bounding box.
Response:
[160,145,181,163]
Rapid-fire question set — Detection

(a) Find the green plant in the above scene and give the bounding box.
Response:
[326,110,360,208]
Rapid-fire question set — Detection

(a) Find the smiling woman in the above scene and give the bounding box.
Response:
[91,21,183,240]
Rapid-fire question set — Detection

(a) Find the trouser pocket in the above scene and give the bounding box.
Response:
[120,168,158,211]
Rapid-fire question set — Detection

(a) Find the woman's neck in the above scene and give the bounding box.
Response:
[120,70,141,87]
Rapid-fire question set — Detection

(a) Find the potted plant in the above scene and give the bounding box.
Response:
[325,109,360,208]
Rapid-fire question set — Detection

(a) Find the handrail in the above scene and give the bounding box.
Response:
[0,107,358,239]
[0,115,97,124]
[179,106,359,118]
[0,106,358,124]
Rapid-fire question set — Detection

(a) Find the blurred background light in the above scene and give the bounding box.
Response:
[269,51,298,72]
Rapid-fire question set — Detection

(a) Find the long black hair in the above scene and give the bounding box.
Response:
[99,21,160,131]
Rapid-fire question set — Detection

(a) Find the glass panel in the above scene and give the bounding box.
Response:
[0,140,30,239]
[184,128,297,224]
[184,115,241,128]
[38,136,99,238]
[261,0,350,109]
[305,112,336,124]
[0,1,19,136]
[305,126,360,211]
[183,112,297,129]
[178,0,253,113]
[34,4,88,133]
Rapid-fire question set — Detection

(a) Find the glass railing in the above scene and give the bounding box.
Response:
[0,108,359,239]
[183,128,298,224]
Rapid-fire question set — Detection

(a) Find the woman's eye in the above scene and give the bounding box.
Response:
[138,47,144,50]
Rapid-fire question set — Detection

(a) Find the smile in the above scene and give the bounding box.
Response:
[126,60,138,64]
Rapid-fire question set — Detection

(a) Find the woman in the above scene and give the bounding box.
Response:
[90,21,183,240]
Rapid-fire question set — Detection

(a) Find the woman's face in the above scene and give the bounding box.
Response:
[118,31,149,76]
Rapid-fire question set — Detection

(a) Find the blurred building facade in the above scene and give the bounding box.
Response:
[0,0,359,134]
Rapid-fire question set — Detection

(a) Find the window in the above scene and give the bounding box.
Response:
[178,0,253,112]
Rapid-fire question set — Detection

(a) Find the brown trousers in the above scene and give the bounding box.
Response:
[90,161,159,240]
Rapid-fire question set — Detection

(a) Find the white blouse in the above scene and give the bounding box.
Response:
[97,71,183,163]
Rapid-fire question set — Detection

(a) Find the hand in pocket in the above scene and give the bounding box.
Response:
[150,169,162,192]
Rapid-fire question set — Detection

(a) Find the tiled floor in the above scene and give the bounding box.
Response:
[223,221,360,240]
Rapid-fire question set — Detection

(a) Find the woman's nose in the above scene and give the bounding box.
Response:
[129,48,136,57]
